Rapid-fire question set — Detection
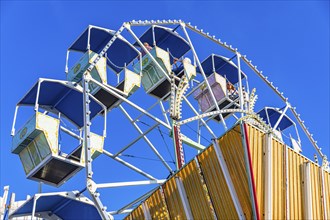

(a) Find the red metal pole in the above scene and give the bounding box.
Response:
[242,122,260,220]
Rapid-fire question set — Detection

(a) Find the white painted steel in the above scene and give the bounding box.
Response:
[303,162,312,219]
[236,53,244,118]
[180,24,227,130]
[89,77,171,129]
[272,104,290,131]
[96,180,165,189]
[320,169,328,219]
[103,149,157,180]
[285,146,290,219]
[175,177,193,219]
[141,202,152,220]
[182,96,217,139]
[264,133,272,219]
[119,106,173,172]
[212,139,245,220]
[11,106,18,136]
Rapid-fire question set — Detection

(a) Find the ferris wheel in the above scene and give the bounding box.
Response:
[7,20,328,220]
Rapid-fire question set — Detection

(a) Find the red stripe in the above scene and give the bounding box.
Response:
[243,123,260,220]
[174,125,184,169]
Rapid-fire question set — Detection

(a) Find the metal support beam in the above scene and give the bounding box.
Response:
[119,106,173,172]
[65,50,70,74]
[108,209,133,215]
[320,168,328,219]
[31,196,38,220]
[34,80,41,112]
[182,96,217,139]
[180,134,206,151]
[264,133,272,219]
[115,188,156,215]
[212,139,245,219]
[8,192,16,219]
[11,106,19,136]
[175,177,193,219]
[303,162,312,219]
[1,186,9,210]
[273,104,289,131]
[89,77,171,129]
[103,150,156,180]
[159,186,170,218]
[178,108,249,126]
[83,75,110,220]
[285,146,290,218]
[60,126,82,141]
[194,158,217,219]
[82,75,93,179]
[180,23,227,130]
[132,98,164,124]
[197,117,201,146]
[236,53,245,118]
[141,202,151,220]
[159,101,171,127]
[96,180,165,189]
[113,122,159,157]
[86,24,126,73]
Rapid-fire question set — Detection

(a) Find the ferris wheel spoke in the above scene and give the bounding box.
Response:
[159,100,171,127]
[112,121,159,157]
[132,96,168,124]
[103,149,157,180]
[89,77,171,129]
[96,179,166,189]
[110,186,157,215]
[180,23,227,130]
[119,106,173,172]
[182,96,217,138]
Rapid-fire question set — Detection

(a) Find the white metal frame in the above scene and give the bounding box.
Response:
[174,177,193,219]
[264,133,272,219]
[10,20,328,219]
[303,162,312,219]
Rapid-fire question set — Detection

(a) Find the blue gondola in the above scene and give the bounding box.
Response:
[67,25,141,110]
[258,106,302,152]
[9,191,102,219]
[133,25,193,99]
[11,79,105,186]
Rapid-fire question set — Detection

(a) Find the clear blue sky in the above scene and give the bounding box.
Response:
[1,1,329,218]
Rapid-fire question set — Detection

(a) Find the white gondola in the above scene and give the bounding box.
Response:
[194,54,246,122]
